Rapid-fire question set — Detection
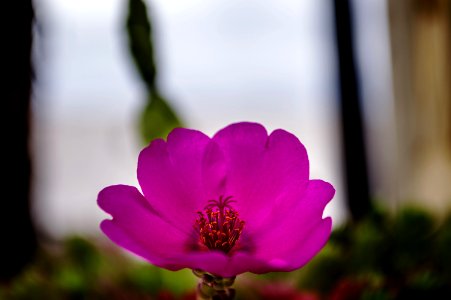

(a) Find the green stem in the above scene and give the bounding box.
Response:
[193,269,236,300]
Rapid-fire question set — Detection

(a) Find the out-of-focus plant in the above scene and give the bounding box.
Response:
[3,206,451,299]
[0,236,196,300]
[293,206,451,299]
[126,0,182,143]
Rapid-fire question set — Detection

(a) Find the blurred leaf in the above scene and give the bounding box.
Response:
[54,267,86,294]
[160,269,196,296]
[360,289,394,300]
[348,220,389,273]
[64,236,101,272]
[295,244,345,293]
[126,0,157,89]
[6,269,57,300]
[125,264,162,295]
[140,92,182,143]
[390,207,435,273]
[126,0,182,142]
[435,214,451,280]
[407,270,443,290]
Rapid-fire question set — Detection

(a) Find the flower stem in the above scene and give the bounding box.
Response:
[193,269,236,300]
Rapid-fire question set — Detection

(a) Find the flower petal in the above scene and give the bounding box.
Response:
[249,180,334,270]
[201,140,229,198]
[137,128,211,230]
[212,123,310,230]
[166,251,286,277]
[98,185,192,267]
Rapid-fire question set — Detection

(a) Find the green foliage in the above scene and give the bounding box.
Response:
[126,0,182,143]
[293,206,451,299]
[126,0,157,90]
[0,237,195,300]
[295,244,345,292]
[435,215,451,280]
[140,92,182,143]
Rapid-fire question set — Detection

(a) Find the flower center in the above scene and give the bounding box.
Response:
[195,196,245,253]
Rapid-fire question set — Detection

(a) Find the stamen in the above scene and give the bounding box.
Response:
[195,196,245,253]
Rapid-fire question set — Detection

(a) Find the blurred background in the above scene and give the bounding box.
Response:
[2,0,451,299]
[32,0,347,237]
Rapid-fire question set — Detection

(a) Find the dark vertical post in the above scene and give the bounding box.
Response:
[1,1,38,281]
[332,0,372,221]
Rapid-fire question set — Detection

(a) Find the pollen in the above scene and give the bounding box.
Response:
[195,196,245,253]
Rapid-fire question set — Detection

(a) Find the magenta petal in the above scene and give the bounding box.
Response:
[212,123,310,230]
[212,123,268,194]
[167,251,287,277]
[137,128,211,229]
[98,185,191,268]
[245,129,310,229]
[250,180,334,270]
[201,140,229,197]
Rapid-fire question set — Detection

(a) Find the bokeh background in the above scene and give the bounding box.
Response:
[2,0,451,299]
[32,0,348,236]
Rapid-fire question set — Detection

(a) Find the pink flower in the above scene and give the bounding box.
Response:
[98,122,334,277]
